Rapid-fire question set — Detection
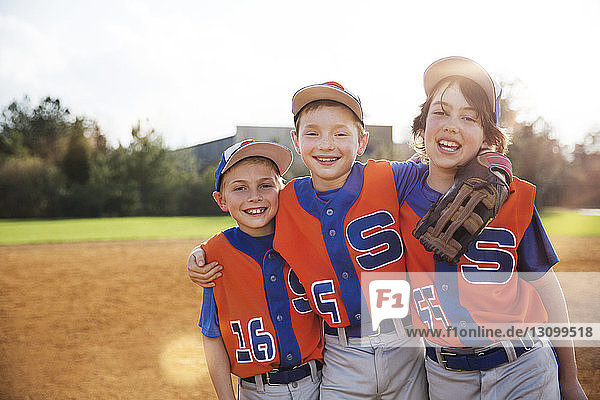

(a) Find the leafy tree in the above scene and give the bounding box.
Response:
[127,121,178,215]
[564,131,600,208]
[0,97,112,217]
[499,87,570,208]
[0,97,31,160]
[61,119,91,185]
[0,96,108,165]
[27,97,71,160]
[89,121,182,216]
[505,119,569,208]
[171,160,222,215]
[0,157,64,217]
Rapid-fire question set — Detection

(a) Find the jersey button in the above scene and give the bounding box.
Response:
[329,229,336,237]
[277,314,283,322]
[326,208,334,216]
[286,353,293,361]
[341,271,349,279]
[268,252,275,260]
[459,320,467,328]
[270,275,277,282]
[355,313,361,321]
[441,284,448,291]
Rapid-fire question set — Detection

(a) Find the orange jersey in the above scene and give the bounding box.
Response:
[274,160,419,328]
[400,164,557,347]
[201,228,323,378]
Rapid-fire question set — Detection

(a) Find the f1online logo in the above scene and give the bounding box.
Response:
[365,272,410,331]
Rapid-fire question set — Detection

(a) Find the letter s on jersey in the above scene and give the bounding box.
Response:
[461,227,517,284]
[346,211,403,270]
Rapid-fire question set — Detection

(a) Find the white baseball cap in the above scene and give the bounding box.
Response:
[214,139,293,191]
[292,81,364,126]
[424,56,501,122]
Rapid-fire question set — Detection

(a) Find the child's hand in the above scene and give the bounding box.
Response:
[187,246,223,287]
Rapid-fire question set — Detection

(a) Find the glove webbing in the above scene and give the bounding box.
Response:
[433,182,498,244]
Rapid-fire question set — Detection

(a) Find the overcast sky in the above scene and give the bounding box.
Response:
[1,0,599,149]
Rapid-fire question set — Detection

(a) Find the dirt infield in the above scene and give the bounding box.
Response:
[0,237,598,399]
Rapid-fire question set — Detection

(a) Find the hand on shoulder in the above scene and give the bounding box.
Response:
[187,246,223,287]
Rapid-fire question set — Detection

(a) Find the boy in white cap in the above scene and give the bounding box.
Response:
[197,139,324,400]
[402,56,587,399]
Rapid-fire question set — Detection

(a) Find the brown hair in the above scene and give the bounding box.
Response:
[410,76,510,161]
[293,100,367,139]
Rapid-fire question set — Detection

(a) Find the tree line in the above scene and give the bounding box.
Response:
[0,97,219,218]
[0,95,599,218]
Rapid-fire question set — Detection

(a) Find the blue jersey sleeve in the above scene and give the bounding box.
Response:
[198,287,221,337]
[517,207,559,280]
[391,160,422,204]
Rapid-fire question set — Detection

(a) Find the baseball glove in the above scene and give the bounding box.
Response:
[412,151,513,265]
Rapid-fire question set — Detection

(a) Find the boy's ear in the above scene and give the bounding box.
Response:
[356,131,369,156]
[212,191,228,212]
[290,130,301,155]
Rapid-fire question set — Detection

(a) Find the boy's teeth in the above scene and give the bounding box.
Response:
[317,157,337,162]
[438,140,460,149]
[246,208,265,215]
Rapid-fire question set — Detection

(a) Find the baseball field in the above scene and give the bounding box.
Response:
[0,213,599,399]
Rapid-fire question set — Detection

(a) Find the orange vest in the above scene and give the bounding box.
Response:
[401,176,549,347]
[274,160,407,327]
[203,230,323,378]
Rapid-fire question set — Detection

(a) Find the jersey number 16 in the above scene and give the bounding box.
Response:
[230,318,276,363]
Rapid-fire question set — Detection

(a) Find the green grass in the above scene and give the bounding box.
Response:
[539,208,600,237]
[0,209,597,245]
[0,216,235,245]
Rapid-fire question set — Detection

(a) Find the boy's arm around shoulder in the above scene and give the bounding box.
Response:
[530,270,588,400]
[390,158,423,203]
[203,334,236,400]
[187,244,223,288]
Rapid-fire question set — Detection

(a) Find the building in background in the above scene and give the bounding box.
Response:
[174,125,411,178]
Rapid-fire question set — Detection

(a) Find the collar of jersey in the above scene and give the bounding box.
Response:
[420,164,442,203]
[222,227,275,266]
[293,162,365,220]
[404,163,441,218]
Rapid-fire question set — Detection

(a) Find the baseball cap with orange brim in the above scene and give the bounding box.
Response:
[292,81,364,126]
[214,139,293,192]
[424,56,502,123]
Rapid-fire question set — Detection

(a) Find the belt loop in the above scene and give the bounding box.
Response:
[253,374,265,392]
[500,340,517,362]
[393,318,407,338]
[435,346,443,366]
[337,327,348,347]
[308,359,317,382]
[525,331,535,348]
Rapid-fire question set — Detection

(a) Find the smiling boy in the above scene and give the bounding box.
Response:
[273,82,428,399]
[401,56,587,400]
[198,140,324,400]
